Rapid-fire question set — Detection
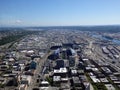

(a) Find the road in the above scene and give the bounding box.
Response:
[27,51,52,90]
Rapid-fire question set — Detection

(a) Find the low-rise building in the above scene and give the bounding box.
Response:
[53,68,67,78]
[100,78,109,84]
[90,76,100,83]
[105,84,115,90]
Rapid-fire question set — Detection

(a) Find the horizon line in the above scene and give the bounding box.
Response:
[1,24,120,28]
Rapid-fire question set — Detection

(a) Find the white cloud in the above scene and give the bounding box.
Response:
[15,20,22,24]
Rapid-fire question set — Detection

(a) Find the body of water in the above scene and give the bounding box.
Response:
[91,34,120,45]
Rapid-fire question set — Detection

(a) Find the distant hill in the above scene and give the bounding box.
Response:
[1,25,120,32]
[27,25,120,32]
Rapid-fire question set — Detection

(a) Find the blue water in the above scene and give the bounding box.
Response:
[112,39,120,45]
[91,34,120,45]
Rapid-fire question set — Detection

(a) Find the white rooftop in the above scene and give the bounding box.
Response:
[41,81,49,85]
[82,58,89,61]
[54,68,67,73]
[53,76,61,81]
[90,76,100,83]
[71,70,77,74]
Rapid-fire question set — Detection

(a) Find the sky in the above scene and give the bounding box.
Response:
[0,0,120,27]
